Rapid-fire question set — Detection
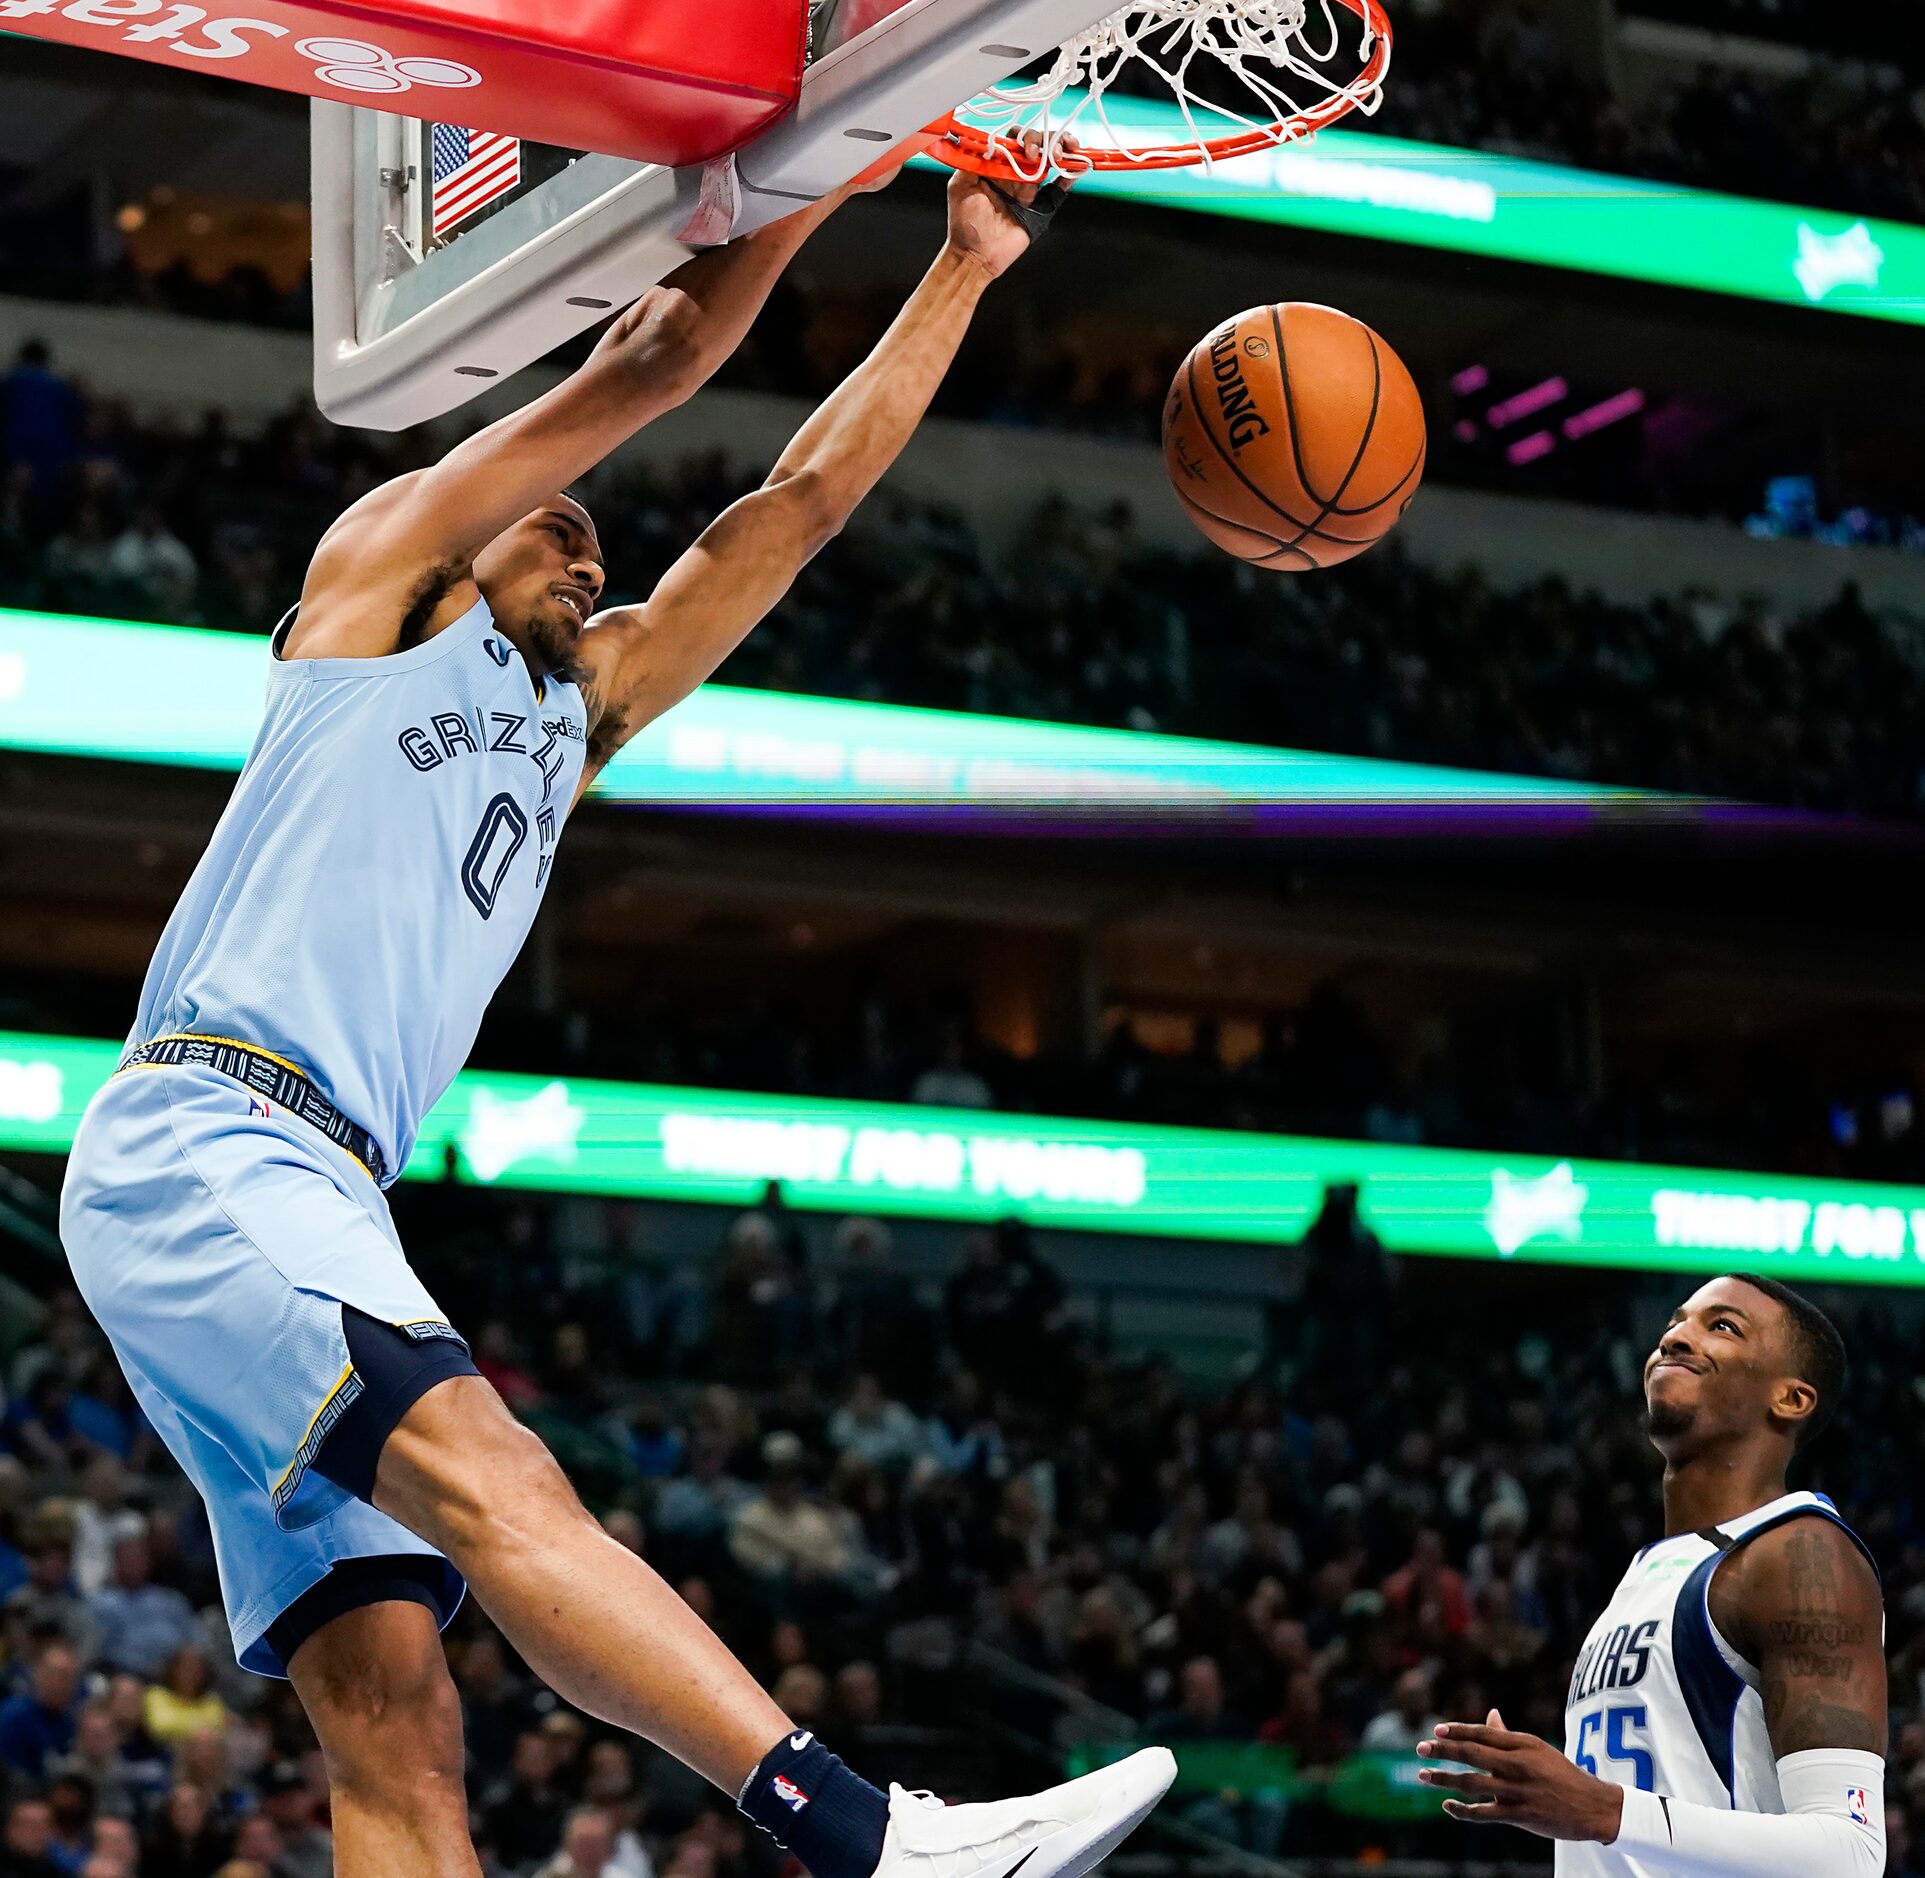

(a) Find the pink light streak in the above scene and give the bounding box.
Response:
[1562,388,1647,439]
[1506,429,1556,466]
[1487,376,1569,428]
[1451,364,1490,395]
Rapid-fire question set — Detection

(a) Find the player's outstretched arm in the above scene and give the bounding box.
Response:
[1416,1518,1888,1875]
[567,160,1064,796]
[291,177,881,660]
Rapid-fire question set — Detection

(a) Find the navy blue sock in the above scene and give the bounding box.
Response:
[738,1731,889,1878]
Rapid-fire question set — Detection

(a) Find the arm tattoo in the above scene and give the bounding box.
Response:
[1758,1527,1885,1756]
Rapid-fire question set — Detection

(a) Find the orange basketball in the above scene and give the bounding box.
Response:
[1161,303,1426,570]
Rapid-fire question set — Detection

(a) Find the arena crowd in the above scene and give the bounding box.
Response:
[0,1182,1922,1877]
[3,349,1921,823]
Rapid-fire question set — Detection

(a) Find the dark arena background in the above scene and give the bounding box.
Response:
[2,1,1925,1874]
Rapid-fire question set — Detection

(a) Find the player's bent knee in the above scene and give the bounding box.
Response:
[375,1373,592,1559]
[291,1604,466,1799]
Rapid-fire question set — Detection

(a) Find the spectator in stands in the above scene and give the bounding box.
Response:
[87,1524,198,1679]
[4,1373,87,1474]
[483,1729,567,1874]
[625,1395,686,1480]
[1148,1655,1243,1741]
[727,1431,860,1606]
[44,1772,96,1871]
[99,1674,169,1800]
[0,1640,82,1781]
[923,1370,1005,1483]
[69,1457,139,1597]
[577,1740,653,1878]
[538,1806,620,1878]
[252,1761,331,1878]
[827,1373,927,1474]
[106,502,199,622]
[140,1781,229,1878]
[944,1222,1065,1394]
[3,1797,62,1878]
[910,1019,995,1110]
[1382,1528,1474,1636]
[650,1433,751,1545]
[139,1644,226,1749]
[4,1511,95,1661]
[1359,1666,1444,1755]
[712,1212,816,1381]
[48,1701,140,1823]
[1259,1668,1355,1768]
[826,1218,930,1396]
[0,341,78,490]
[43,501,118,615]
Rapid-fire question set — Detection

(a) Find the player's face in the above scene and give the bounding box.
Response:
[1643,1276,1797,1451]
[472,497,605,678]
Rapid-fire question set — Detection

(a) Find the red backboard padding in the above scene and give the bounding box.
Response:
[5,0,807,168]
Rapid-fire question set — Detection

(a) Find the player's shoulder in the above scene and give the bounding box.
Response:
[1710,1503,1882,1646]
[1732,1505,1879,1587]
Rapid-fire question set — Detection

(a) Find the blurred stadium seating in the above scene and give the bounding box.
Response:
[0,1178,1923,1876]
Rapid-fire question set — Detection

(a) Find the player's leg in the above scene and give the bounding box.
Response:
[371,1375,1174,1878]
[282,1595,477,1878]
[372,1371,784,1791]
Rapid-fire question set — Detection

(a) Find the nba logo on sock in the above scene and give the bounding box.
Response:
[772,1775,809,1812]
[1847,1787,1869,1825]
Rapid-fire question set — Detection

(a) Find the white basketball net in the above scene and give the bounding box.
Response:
[953,0,1387,177]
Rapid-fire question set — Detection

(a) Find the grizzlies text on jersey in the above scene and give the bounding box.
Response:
[128,597,587,1178]
[1555,1490,1876,1878]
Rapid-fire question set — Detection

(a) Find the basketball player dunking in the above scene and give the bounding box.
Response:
[60,154,1173,1878]
[1417,1272,1887,1874]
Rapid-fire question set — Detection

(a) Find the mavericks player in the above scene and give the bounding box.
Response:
[1417,1272,1886,1874]
[61,155,1172,1878]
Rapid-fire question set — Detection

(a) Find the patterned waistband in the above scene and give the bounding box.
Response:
[117,1032,388,1185]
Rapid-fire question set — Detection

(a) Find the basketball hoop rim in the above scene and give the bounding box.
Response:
[924,0,1391,178]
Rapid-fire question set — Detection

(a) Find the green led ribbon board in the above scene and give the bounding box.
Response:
[6,1030,1923,1283]
[0,608,1674,816]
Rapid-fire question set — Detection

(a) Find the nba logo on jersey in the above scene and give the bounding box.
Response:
[772,1775,809,1811]
[248,1096,273,1119]
[1848,1787,1870,1826]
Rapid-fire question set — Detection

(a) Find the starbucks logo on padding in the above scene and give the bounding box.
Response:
[297,37,481,94]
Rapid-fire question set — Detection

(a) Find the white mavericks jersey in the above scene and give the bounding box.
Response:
[128,598,587,1180]
[1556,1490,1877,1877]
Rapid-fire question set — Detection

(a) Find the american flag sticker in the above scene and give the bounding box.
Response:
[430,124,521,239]
[1847,1787,1869,1826]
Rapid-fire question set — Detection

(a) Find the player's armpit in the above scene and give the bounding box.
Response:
[1716,1518,1887,1758]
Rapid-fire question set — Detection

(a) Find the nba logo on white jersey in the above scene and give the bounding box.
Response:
[1848,1787,1870,1826]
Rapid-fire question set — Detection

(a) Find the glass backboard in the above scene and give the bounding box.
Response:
[312,0,1129,430]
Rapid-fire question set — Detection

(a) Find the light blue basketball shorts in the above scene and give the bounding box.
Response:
[60,1060,465,1676]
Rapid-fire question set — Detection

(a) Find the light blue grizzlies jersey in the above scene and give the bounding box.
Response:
[1556,1490,1878,1877]
[129,598,588,1180]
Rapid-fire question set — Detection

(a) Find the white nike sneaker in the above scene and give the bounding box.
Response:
[872,1748,1178,1878]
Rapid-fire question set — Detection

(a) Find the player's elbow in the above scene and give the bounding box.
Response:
[764,465,846,559]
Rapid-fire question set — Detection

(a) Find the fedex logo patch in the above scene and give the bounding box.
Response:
[773,1775,809,1812]
[1847,1787,1870,1826]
